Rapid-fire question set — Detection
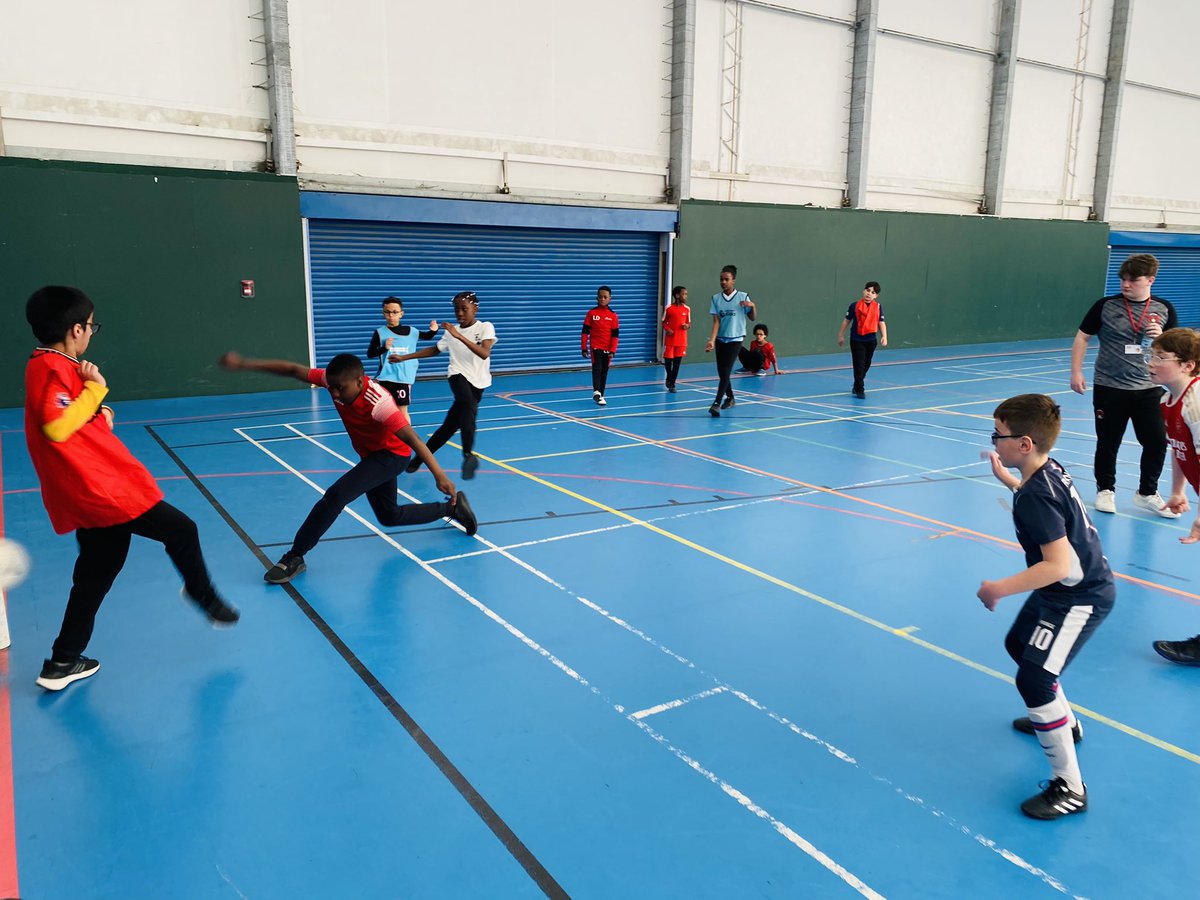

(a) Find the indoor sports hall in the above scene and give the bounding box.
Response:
[1,341,1196,898]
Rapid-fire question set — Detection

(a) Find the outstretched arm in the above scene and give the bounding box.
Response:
[391,346,441,363]
[394,423,455,496]
[219,352,309,382]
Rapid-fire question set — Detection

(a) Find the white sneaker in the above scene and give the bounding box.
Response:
[1132,491,1181,518]
[1094,490,1116,514]
[592,390,601,401]
[596,395,607,406]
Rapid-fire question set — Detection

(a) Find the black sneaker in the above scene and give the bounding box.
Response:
[853,389,866,399]
[264,554,306,584]
[36,656,100,691]
[181,587,240,626]
[1012,716,1083,743]
[452,491,478,536]
[1153,635,1200,665]
[708,404,720,418]
[405,455,423,474]
[668,385,677,393]
[1020,777,1087,820]
[461,453,479,480]
[721,396,735,410]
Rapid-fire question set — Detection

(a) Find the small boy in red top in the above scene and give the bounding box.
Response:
[24,286,239,692]
[219,351,477,584]
[738,324,781,376]
[1148,328,1200,664]
[661,285,691,393]
[581,285,619,406]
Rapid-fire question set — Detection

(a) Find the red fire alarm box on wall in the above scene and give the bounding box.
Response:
[240,279,255,298]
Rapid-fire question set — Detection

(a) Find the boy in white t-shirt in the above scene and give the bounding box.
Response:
[395,292,497,480]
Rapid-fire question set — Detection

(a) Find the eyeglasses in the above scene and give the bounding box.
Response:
[82,321,102,334]
[1148,354,1179,364]
[990,432,1031,445]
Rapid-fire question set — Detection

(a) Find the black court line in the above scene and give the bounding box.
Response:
[146,426,570,899]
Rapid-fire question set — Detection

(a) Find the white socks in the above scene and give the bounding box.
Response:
[1027,689,1084,793]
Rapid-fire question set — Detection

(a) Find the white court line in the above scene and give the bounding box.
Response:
[232,427,887,898]
[629,686,729,720]
[239,420,1084,897]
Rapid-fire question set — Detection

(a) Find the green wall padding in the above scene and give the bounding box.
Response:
[0,158,309,408]
[672,200,1110,363]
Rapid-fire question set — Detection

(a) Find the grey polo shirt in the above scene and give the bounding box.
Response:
[1078,294,1178,390]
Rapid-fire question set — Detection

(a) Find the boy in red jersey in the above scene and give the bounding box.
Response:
[738,324,782,376]
[24,286,239,692]
[661,286,690,393]
[1148,328,1200,664]
[219,351,477,584]
[581,285,619,406]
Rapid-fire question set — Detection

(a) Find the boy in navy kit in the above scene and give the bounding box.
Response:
[704,264,756,416]
[837,281,887,398]
[365,296,437,407]
[979,394,1115,819]
[219,351,477,584]
[24,286,239,691]
[581,285,619,406]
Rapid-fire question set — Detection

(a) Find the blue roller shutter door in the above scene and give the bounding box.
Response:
[1106,243,1200,328]
[308,219,661,376]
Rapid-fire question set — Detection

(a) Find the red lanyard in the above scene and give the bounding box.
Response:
[1123,298,1152,336]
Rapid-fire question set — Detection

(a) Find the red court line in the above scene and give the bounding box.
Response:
[493,345,1071,398]
[0,437,21,898]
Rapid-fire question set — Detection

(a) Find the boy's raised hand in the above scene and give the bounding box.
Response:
[429,319,439,332]
[219,351,244,371]
[79,360,106,387]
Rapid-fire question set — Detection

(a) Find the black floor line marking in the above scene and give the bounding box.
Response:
[146,426,569,899]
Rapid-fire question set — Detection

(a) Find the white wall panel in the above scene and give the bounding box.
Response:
[1002,67,1103,220]
[690,0,852,205]
[1125,0,1200,93]
[1110,88,1200,229]
[867,37,991,213]
[876,0,995,51]
[286,0,672,202]
[1016,0,1112,74]
[0,0,267,168]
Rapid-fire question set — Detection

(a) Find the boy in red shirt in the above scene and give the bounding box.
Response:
[219,351,477,584]
[24,286,239,692]
[738,324,781,376]
[1148,328,1200,664]
[581,285,619,406]
[661,285,691,393]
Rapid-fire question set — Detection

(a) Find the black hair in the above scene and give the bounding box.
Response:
[753,323,769,336]
[597,285,612,295]
[671,285,686,300]
[326,353,364,383]
[865,281,881,294]
[453,291,478,306]
[26,285,95,345]
[721,265,737,278]
[993,394,1062,451]
[382,296,404,309]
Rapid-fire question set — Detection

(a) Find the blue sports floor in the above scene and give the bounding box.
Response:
[0,339,1197,899]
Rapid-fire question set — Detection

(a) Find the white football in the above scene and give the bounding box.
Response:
[0,538,31,590]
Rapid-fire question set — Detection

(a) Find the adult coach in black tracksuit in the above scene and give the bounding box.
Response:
[1070,253,1179,517]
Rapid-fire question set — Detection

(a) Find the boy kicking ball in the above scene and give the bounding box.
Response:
[978,394,1115,819]
[219,351,477,584]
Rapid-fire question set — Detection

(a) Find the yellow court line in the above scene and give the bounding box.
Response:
[465,443,1200,767]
